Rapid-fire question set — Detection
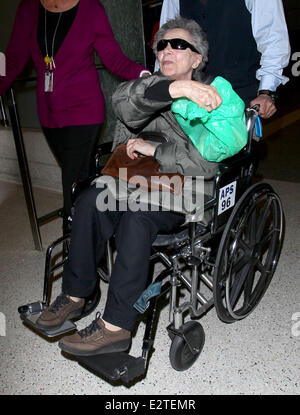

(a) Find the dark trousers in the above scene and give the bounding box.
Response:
[43,124,102,219]
[62,185,185,331]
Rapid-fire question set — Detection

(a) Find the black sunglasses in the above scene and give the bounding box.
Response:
[157,38,200,54]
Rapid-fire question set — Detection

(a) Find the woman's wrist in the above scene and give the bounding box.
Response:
[169,80,191,99]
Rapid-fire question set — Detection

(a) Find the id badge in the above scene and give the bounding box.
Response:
[45,71,53,93]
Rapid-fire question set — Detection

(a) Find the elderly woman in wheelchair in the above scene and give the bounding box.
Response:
[19,17,283,382]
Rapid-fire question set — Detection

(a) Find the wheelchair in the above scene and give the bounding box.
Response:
[18,106,284,384]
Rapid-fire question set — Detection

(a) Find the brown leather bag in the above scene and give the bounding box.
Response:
[101,143,184,194]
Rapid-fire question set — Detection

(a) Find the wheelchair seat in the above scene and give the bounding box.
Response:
[152,222,208,247]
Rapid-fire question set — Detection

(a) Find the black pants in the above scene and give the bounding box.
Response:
[62,185,185,331]
[43,124,102,219]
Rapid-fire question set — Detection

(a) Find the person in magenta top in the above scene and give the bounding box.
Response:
[0,0,150,225]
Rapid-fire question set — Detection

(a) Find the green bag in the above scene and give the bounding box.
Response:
[171,76,248,162]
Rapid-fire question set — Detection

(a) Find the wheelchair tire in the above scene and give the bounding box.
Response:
[169,321,205,371]
[97,265,110,283]
[213,182,283,323]
[81,284,101,318]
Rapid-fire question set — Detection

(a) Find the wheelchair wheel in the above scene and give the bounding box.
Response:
[81,283,101,318]
[169,321,205,371]
[97,265,110,283]
[213,182,283,323]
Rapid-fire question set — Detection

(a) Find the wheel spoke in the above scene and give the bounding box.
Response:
[248,206,257,245]
[235,238,252,256]
[243,259,269,307]
[260,227,278,248]
[230,234,252,275]
[228,262,251,308]
[243,265,256,306]
[256,197,272,243]
[256,260,268,275]
[227,235,251,278]
[232,254,250,275]
[250,261,271,299]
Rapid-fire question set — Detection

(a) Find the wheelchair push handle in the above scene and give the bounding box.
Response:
[246,104,262,140]
[250,103,260,113]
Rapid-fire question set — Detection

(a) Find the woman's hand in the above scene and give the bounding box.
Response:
[126,138,156,159]
[169,80,222,111]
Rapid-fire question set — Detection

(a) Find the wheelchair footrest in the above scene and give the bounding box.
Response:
[76,352,146,383]
[19,302,77,338]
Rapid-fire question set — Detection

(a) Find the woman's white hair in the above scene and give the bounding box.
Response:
[153,16,209,76]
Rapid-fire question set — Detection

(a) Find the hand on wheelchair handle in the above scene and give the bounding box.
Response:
[250,103,260,112]
[250,95,277,119]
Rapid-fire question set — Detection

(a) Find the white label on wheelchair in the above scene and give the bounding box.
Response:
[218,181,237,215]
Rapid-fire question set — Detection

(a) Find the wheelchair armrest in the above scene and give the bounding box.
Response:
[96,141,114,156]
[217,149,252,173]
[215,108,260,175]
[72,142,113,203]
[71,175,97,204]
[95,141,113,175]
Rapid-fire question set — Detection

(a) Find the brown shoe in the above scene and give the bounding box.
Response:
[58,312,131,356]
[36,293,84,330]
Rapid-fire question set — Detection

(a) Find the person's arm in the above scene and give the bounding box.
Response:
[112,74,173,129]
[159,0,180,26]
[112,74,219,178]
[112,75,221,130]
[0,0,32,96]
[153,139,219,178]
[246,0,290,91]
[154,0,180,72]
[168,80,222,111]
[246,0,291,117]
[92,1,149,80]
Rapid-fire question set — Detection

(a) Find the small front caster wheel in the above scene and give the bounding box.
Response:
[169,321,205,371]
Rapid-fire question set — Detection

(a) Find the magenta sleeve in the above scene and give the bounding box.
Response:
[0,0,32,96]
[92,1,148,81]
